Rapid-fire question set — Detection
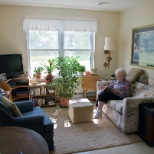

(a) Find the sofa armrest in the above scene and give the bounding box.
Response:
[122,96,154,133]
[14,100,33,113]
[96,80,113,98]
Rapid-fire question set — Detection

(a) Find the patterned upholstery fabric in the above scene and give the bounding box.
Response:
[96,75,154,133]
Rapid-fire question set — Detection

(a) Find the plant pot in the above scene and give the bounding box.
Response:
[59,97,69,108]
[45,72,53,83]
[36,73,41,79]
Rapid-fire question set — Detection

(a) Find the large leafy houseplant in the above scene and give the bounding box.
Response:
[51,56,82,107]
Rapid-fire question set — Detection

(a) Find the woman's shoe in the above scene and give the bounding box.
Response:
[94,111,102,119]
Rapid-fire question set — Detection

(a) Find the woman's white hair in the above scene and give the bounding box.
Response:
[115,67,126,77]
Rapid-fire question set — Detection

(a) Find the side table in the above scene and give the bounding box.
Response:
[0,126,49,154]
[138,103,154,146]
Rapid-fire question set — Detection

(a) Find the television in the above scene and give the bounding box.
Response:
[0,54,24,78]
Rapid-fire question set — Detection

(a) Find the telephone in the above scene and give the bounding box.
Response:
[0,88,4,93]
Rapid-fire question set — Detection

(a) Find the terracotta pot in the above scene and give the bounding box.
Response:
[36,73,41,79]
[59,97,69,107]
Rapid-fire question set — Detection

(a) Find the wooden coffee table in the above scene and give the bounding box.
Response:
[0,126,49,154]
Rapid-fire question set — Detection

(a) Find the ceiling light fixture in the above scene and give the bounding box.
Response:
[98,1,110,5]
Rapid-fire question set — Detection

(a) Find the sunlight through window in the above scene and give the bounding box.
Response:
[64,120,71,127]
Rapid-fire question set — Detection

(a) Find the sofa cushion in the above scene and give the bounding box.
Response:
[22,106,53,132]
[132,82,145,97]
[107,100,123,114]
[126,68,143,83]
[0,96,22,117]
[139,84,154,97]
[0,102,14,116]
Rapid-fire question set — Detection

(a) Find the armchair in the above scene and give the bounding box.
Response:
[0,98,54,150]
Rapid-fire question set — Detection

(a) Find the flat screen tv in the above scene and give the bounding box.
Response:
[0,54,24,78]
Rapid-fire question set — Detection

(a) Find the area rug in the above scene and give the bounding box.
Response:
[43,105,141,154]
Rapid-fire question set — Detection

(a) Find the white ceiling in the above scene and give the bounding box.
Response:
[0,0,146,12]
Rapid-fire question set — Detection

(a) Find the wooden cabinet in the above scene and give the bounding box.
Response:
[82,74,100,99]
[138,103,154,146]
[0,77,30,102]
[29,82,56,107]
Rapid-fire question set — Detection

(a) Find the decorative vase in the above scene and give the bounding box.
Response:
[45,72,53,83]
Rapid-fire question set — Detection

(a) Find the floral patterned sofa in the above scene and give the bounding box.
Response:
[96,68,154,133]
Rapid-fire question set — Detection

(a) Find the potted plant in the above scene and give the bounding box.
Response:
[91,68,98,74]
[34,66,44,79]
[78,65,86,75]
[41,59,57,83]
[51,56,81,107]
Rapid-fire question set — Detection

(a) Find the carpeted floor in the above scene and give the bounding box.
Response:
[43,103,141,154]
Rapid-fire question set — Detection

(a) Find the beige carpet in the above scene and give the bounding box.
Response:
[43,105,141,154]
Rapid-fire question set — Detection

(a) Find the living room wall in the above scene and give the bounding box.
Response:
[118,0,154,78]
[0,5,119,80]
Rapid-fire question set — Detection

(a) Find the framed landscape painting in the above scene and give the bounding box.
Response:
[131,24,154,69]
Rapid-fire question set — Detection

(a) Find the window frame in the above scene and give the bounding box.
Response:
[27,30,95,76]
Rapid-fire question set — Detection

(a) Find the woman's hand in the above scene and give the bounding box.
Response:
[111,88,121,94]
[99,85,105,90]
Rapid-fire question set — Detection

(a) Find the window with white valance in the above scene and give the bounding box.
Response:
[23,18,97,77]
[23,18,97,32]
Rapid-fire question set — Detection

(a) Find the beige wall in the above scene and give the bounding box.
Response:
[0,5,119,79]
[118,0,154,78]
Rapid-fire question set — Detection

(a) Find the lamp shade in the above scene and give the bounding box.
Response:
[104,37,117,50]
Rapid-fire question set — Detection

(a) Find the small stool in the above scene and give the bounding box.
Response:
[68,98,93,123]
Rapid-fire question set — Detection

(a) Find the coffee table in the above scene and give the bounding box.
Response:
[0,126,49,154]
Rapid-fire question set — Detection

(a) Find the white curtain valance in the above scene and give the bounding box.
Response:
[23,18,97,32]
[62,20,97,32]
[23,19,61,31]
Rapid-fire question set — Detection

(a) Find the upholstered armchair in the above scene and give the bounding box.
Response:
[0,96,54,150]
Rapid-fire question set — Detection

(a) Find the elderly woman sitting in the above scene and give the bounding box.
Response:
[94,67,131,119]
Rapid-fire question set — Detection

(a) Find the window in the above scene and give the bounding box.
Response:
[23,19,97,76]
[28,30,95,76]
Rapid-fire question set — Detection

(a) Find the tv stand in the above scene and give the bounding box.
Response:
[0,77,30,102]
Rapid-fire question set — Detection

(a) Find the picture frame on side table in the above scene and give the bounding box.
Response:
[131,24,154,69]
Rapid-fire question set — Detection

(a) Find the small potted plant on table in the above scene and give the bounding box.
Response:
[41,59,57,83]
[34,66,44,79]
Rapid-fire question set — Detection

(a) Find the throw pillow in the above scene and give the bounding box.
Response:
[126,68,143,83]
[132,82,145,97]
[0,96,22,117]
[0,102,14,116]
[129,83,135,96]
[137,74,148,85]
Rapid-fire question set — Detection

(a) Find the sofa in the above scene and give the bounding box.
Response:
[96,68,154,133]
[0,96,54,150]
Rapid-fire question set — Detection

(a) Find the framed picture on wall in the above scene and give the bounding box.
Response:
[131,24,154,69]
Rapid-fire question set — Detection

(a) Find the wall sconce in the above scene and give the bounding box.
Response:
[103,37,117,69]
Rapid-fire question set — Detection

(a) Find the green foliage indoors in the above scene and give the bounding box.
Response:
[34,66,44,74]
[41,58,57,73]
[51,56,81,99]
[78,65,86,72]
